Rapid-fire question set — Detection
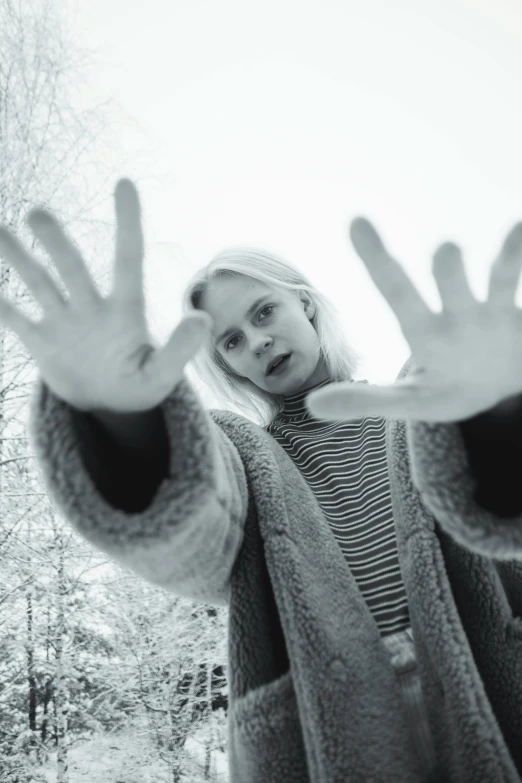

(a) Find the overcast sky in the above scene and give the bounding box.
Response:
[63,0,522,411]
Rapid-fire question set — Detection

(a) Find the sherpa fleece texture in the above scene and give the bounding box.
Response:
[28,355,522,782]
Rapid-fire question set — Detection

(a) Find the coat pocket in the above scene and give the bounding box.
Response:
[227,668,310,783]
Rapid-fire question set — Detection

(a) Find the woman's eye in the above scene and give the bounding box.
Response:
[225,305,274,351]
[260,305,274,319]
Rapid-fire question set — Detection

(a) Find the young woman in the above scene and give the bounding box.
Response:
[2,179,522,782]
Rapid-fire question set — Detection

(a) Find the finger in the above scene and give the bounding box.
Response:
[487,221,522,307]
[112,179,145,307]
[432,242,475,311]
[305,380,431,421]
[27,209,100,307]
[0,290,39,346]
[143,312,213,393]
[349,217,433,339]
[0,226,66,312]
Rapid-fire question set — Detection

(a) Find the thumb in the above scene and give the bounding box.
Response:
[306,380,417,421]
[148,311,214,389]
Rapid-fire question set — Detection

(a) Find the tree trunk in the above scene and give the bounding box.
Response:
[26,589,37,732]
[41,676,53,743]
[55,533,69,783]
[41,598,53,743]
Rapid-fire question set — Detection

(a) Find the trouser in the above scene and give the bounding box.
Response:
[382,626,439,780]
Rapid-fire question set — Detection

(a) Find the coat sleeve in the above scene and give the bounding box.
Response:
[27,374,250,606]
[397,356,522,560]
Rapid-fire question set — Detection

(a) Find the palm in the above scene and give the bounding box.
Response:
[0,179,212,413]
[307,218,522,423]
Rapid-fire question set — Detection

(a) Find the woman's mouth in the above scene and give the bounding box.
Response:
[268,354,292,376]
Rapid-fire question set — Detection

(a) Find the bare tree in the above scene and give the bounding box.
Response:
[0,0,147,780]
[97,576,229,782]
[0,2,230,781]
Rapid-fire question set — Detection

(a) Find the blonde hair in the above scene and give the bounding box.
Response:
[181,245,365,427]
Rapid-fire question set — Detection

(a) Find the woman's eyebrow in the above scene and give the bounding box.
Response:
[215,295,271,346]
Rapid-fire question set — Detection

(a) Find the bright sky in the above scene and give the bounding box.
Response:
[63,0,522,411]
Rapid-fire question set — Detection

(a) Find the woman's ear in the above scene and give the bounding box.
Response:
[301,296,316,321]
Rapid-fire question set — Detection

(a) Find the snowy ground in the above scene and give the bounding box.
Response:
[38,726,229,783]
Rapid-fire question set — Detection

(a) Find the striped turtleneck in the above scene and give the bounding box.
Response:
[265,374,410,638]
[278,376,337,420]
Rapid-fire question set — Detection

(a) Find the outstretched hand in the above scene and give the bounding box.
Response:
[0,179,212,413]
[306,217,522,423]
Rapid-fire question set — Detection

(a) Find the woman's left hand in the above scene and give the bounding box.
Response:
[306,218,522,423]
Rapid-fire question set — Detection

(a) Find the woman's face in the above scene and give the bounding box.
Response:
[201,274,330,396]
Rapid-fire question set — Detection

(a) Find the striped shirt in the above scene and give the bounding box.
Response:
[265,377,410,638]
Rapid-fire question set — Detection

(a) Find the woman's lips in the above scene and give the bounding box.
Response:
[268,353,291,376]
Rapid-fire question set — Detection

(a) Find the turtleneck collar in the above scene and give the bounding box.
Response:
[277,376,337,420]
[272,375,368,423]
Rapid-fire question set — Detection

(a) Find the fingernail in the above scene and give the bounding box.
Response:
[28,209,53,224]
[505,222,522,253]
[350,218,384,253]
[433,242,461,263]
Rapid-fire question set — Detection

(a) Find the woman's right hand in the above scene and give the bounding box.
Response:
[0,178,213,413]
